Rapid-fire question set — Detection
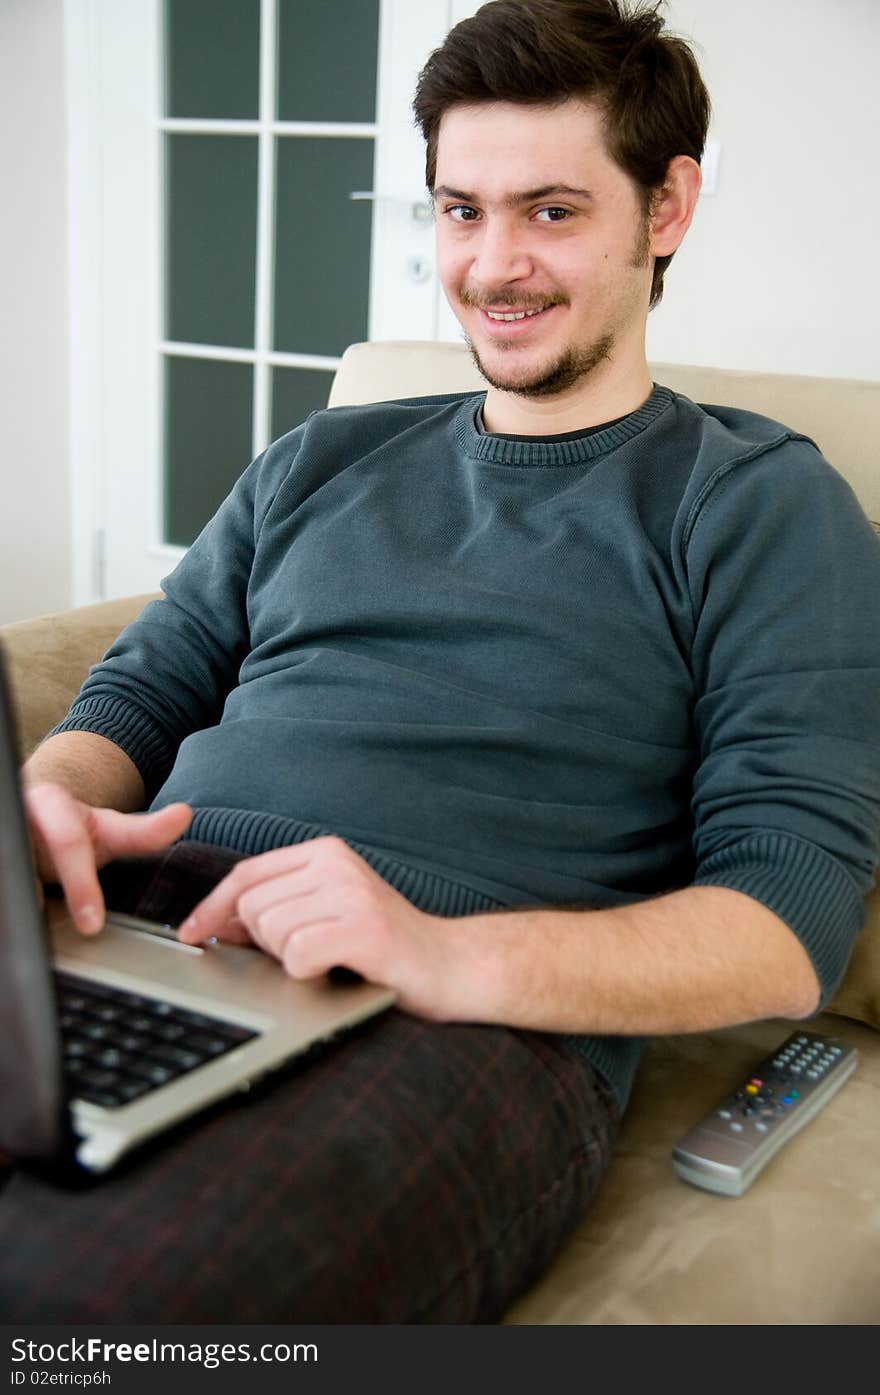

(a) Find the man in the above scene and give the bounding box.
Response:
[4,0,880,1321]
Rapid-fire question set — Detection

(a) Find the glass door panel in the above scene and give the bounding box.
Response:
[163,357,254,547]
[277,0,380,123]
[273,138,375,357]
[165,135,259,348]
[165,0,261,119]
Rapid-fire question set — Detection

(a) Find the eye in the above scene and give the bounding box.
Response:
[445,205,481,222]
[534,207,571,223]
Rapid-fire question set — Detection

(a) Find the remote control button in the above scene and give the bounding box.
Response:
[718,1109,732,1119]
[730,1122,744,1132]
[755,1122,769,1133]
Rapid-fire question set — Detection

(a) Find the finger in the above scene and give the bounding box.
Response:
[24,785,106,934]
[178,846,317,944]
[90,803,193,863]
[236,875,322,931]
[280,920,354,980]
[240,886,336,957]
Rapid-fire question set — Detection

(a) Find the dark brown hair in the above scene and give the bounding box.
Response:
[413,0,710,306]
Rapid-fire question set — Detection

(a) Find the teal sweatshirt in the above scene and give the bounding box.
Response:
[53,385,880,1109]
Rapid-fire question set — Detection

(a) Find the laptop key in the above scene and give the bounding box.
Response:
[147,1044,204,1071]
[126,1060,177,1086]
[81,1022,111,1042]
[93,1003,124,1023]
[151,1021,188,1043]
[114,1032,152,1053]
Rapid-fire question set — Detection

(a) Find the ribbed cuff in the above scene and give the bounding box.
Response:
[182,806,507,918]
[694,831,866,1001]
[48,696,176,798]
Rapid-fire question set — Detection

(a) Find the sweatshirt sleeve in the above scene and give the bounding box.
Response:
[49,427,305,799]
[684,435,880,1005]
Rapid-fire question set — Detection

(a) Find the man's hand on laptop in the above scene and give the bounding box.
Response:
[178,836,465,1020]
[23,782,192,935]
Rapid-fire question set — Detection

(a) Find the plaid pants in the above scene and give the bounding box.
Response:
[0,844,618,1323]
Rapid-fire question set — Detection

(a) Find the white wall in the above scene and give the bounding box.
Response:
[0,0,877,623]
[647,0,880,378]
[0,0,71,626]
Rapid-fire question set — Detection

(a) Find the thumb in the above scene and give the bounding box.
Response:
[90,802,193,864]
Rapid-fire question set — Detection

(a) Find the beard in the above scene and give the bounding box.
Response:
[465,329,614,397]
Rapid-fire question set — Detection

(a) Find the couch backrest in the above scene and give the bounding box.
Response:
[329,341,880,527]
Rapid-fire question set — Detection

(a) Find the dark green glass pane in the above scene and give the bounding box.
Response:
[164,356,253,547]
[164,0,260,119]
[271,366,335,440]
[277,0,379,123]
[274,138,373,357]
[165,135,258,348]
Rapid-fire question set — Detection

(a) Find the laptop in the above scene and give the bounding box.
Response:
[0,644,395,1175]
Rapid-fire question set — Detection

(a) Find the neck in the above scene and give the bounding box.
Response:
[480,351,654,436]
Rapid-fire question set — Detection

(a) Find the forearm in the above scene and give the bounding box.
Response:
[23,731,146,812]
[446,885,821,1035]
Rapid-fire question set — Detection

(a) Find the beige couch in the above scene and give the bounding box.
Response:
[3,342,879,1324]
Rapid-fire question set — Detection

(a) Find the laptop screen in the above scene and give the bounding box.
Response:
[0,643,69,1162]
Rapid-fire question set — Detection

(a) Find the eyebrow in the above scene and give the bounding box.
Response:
[432,184,594,208]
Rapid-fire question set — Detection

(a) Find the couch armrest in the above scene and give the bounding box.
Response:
[0,594,160,761]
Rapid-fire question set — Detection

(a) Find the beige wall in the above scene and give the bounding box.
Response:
[0,0,70,626]
[647,0,880,378]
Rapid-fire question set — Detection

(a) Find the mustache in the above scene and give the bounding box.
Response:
[459,287,567,311]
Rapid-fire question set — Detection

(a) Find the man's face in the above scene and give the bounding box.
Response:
[434,99,654,399]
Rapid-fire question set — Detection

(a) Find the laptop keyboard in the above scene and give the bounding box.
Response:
[55,971,258,1109]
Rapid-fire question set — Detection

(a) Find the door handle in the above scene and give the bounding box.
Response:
[349,191,433,225]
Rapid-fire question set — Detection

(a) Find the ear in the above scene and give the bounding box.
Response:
[650,154,702,257]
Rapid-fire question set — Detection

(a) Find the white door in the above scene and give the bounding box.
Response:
[66,0,453,601]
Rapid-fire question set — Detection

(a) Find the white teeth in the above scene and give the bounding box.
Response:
[485,306,547,321]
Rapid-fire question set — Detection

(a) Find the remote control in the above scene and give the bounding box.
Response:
[671,1030,858,1197]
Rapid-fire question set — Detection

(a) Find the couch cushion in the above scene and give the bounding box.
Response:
[505,1012,880,1324]
[0,595,158,759]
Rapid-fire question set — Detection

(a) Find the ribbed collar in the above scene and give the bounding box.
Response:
[454,383,674,467]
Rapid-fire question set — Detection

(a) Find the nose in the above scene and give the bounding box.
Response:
[471,215,533,287]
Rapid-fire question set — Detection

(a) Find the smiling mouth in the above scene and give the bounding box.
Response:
[484,305,551,321]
